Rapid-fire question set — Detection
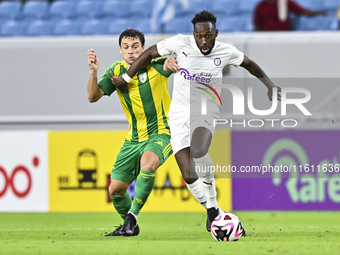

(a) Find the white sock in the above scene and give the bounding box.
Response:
[128,211,139,220]
[194,153,221,211]
[186,179,207,209]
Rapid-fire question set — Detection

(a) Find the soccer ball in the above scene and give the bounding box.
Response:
[211,212,244,241]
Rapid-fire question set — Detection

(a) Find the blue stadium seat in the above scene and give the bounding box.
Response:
[175,0,210,17]
[295,0,322,10]
[0,20,25,36]
[164,17,192,34]
[296,16,329,31]
[107,19,134,34]
[327,15,339,30]
[22,0,49,20]
[26,20,52,36]
[239,0,261,15]
[75,0,103,19]
[53,19,79,36]
[0,1,22,20]
[218,16,245,32]
[80,19,107,35]
[102,1,130,19]
[130,0,153,18]
[135,19,152,34]
[322,0,340,11]
[211,0,239,17]
[49,1,77,20]
[241,13,255,32]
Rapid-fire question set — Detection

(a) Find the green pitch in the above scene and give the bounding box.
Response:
[0,212,339,255]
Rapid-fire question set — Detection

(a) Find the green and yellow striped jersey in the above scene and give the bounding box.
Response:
[98,58,172,142]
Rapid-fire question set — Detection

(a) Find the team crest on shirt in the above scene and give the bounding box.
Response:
[138,72,147,83]
[214,58,221,66]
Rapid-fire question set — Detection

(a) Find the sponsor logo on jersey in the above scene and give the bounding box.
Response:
[196,83,223,107]
[214,58,221,66]
[138,72,147,83]
[179,68,212,83]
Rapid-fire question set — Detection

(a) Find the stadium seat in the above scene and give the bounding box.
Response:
[107,19,134,34]
[80,19,107,35]
[211,0,239,17]
[296,16,329,31]
[102,1,130,19]
[26,20,52,36]
[164,17,192,34]
[53,19,79,36]
[322,0,340,11]
[22,0,49,20]
[75,0,103,19]
[49,1,77,20]
[241,13,255,32]
[130,0,153,18]
[326,15,339,30]
[135,19,152,34]
[0,20,25,36]
[218,16,245,32]
[239,0,261,15]
[295,0,322,10]
[175,0,210,17]
[0,1,22,20]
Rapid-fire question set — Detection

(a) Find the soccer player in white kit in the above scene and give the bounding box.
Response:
[111,10,281,234]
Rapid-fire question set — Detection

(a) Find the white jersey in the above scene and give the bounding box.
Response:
[157,34,244,118]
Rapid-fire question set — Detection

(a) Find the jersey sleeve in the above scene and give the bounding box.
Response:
[228,45,244,67]
[156,35,179,56]
[98,62,119,96]
[150,57,173,77]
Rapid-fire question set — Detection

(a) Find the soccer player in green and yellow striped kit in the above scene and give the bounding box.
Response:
[87,29,173,236]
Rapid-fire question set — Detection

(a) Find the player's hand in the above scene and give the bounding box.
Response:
[87,49,99,72]
[267,85,281,101]
[164,57,181,73]
[110,72,128,93]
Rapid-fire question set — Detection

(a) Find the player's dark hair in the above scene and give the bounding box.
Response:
[119,29,145,47]
[191,10,217,28]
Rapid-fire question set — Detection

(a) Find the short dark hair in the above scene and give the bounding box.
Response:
[191,10,217,28]
[119,29,145,47]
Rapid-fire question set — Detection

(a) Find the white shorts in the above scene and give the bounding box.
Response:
[169,113,218,155]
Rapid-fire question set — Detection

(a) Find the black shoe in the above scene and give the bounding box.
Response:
[104,223,140,237]
[120,213,139,236]
[206,215,212,232]
[206,207,219,232]
[239,221,247,236]
[104,225,123,236]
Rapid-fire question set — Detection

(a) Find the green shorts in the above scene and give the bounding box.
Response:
[111,133,172,184]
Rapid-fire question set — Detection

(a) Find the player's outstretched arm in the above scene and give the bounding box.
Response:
[111,45,161,89]
[240,55,281,101]
[87,49,104,103]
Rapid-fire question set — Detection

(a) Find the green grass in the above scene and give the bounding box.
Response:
[0,212,339,255]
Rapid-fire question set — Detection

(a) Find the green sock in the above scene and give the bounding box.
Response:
[130,170,156,216]
[110,191,132,221]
